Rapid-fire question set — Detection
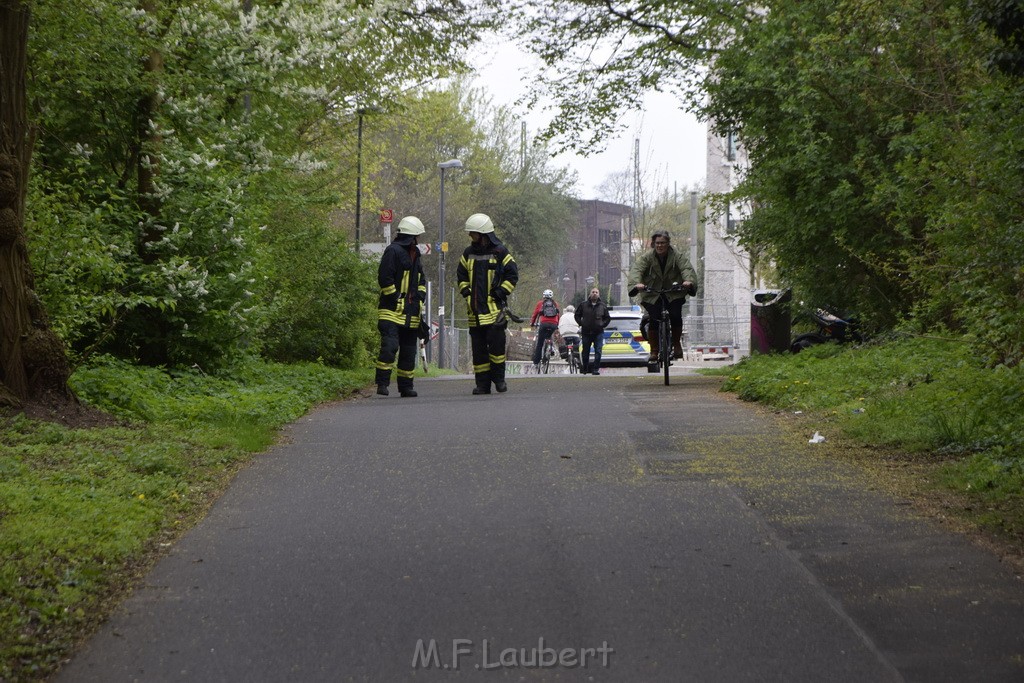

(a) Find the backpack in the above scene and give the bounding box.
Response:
[541,298,557,318]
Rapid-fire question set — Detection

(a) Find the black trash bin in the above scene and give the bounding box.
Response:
[751,289,792,354]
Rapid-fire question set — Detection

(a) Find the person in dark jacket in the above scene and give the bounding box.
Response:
[456,213,519,395]
[375,216,427,397]
[574,287,611,375]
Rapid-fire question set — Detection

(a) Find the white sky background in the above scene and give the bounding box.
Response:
[468,43,708,201]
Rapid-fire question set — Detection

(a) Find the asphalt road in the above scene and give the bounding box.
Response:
[56,371,1024,682]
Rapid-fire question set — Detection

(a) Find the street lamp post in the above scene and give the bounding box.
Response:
[562,268,577,304]
[354,106,381,252]
[437,159,463,369]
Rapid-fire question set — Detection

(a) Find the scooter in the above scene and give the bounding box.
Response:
[790,306,861,353]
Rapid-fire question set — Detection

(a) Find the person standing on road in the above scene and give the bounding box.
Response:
[628,229,696,362]
[529,289,561,372]
[574,287,611,375]
[375,216,428,397]
[457,213,519,395]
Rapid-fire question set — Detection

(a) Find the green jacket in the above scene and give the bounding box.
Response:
[628,247,697,306]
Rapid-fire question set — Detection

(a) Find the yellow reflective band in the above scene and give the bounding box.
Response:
[375,360,394,371]
[489,354,505,364]
[397,369,415,379]
[473,362,491,373]
[381,284,397,295]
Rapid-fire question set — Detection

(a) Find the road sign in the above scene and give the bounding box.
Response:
[379,208,393,223]
[418,243,432,255]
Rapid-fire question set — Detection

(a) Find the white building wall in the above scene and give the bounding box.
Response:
[701,128,753,357]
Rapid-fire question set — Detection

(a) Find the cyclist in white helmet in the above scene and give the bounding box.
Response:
[529,288,561,372]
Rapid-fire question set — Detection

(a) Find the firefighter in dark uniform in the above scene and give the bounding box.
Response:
[375,216,427,397]
[457,213,519,395]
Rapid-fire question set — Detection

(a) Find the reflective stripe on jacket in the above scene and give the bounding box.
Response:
[377,240,426,327]
[456,246,518,327]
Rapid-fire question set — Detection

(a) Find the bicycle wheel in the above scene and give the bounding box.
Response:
[661,319,671,386]
[541,342,551,374]
[569,346,580,374]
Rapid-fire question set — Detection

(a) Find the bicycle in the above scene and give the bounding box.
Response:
[540,336,556,374]
[564,337,582,374]
[630,282,694,386]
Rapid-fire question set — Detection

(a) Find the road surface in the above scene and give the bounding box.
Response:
[56,371,1024,681]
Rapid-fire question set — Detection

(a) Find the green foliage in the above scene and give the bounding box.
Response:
[1,357,371,680]
[246,168,378,367]
[511,0,1024,367]
[364,85,579,319]
[69,355,364,428]
[24,0,485,370]
[711,337,1024,536]
[507,0,741,154]
[718,337,1023,453]
[257,222,377,367]
[705,1,1023,357]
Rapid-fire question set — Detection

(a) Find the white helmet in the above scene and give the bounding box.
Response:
[565,305,575,313]
[465,213,494,234]
[397,216,425,235]
[543,289,553,298]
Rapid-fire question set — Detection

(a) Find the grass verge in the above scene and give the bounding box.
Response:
[0,356,373,682]
[702,336,1024,552]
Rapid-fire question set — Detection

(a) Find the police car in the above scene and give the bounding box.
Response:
[600,307,651,365]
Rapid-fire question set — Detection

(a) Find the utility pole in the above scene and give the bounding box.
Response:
[436,159,463,369]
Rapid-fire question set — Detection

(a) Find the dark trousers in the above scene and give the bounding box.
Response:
[470,323,508,388]
[580,332,604,373]
[532,322,558,364]
[641,297,685,342]
[375,320,417,390]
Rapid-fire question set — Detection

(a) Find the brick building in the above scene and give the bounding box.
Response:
[562,199,632,306]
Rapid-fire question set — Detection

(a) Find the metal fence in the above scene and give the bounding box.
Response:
[683,298,749,356]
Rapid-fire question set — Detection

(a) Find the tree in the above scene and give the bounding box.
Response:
[25,0,488,369]
[511,0,1024,359]
[1,0,72,407]
[365,83,577,312]
[509,0,748,154]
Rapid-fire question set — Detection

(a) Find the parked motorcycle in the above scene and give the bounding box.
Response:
[790,306,861,353]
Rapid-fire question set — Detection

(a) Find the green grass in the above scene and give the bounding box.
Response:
[704,336,1024,539]
[0,357,373,682]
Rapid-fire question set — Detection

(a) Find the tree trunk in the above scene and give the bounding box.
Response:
[0,0,72,406]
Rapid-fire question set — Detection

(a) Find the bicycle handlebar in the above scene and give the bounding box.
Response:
[628,282,696,298]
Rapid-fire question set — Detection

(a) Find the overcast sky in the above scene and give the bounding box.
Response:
[468,43,708,201]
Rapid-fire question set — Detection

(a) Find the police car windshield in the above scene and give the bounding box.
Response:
[605,317,640,332]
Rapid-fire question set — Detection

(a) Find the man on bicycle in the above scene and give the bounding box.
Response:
[529,289,560,373]
[628,229,697,362]
[574,287,611,375]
